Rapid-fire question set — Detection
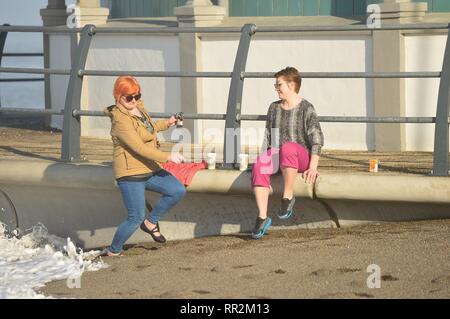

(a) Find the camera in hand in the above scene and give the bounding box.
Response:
[174,112,184,128]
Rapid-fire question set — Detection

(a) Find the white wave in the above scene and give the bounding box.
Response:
[0,222,107,299]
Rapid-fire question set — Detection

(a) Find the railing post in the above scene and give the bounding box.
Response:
[0,24,10,108]
[223,23,256,169]
[433,24,450,176]
[61,24,95,162]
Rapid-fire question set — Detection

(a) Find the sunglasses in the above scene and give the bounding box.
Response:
[123,93,141,103]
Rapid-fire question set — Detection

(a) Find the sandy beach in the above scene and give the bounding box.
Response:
[40,219,450,299]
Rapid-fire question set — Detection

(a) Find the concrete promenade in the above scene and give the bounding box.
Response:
[0,116,449,299]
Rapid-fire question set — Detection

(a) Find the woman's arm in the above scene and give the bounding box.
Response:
[153,119,171,132]
[303,106,324,183]
[263,104,274,150]
[113,116,169,163]
[303,154,320,184]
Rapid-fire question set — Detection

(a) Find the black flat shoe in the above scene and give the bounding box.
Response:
[140,221,166,243]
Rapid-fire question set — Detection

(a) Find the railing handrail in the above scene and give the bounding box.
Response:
[2,107,448,124]
[0,67,443,80]
[0,78,44,82]
[1,23,449,34]
[0,67,78,75]
[1,52,43,57]
[0,24,45,92]
[1,22,449,175]
[0,67,442,79]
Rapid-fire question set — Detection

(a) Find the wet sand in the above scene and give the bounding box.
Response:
[41,219,450,299]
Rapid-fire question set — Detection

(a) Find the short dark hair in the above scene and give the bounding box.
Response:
[274,67,302,93]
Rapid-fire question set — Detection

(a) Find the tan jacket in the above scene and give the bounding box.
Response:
[104,100,170,179]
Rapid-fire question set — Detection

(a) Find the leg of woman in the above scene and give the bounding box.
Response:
[251,148,280,219]
[280,142,302,199]
[278,142,310,219]
[250,148,280,238]
[142,169,186,235]
[109,180,146,254]
[254,187,271,219]
[280,167,297,200]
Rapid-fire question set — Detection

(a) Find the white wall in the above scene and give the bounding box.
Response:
[405,34,447,152]
[201,34,374,151]
[81,34,181,138]
[45,27,449,153]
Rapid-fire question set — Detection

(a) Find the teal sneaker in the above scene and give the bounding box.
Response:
[251,217,272,239]
[278,197,296,219]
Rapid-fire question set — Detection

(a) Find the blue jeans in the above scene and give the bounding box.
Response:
[110,169,186,253]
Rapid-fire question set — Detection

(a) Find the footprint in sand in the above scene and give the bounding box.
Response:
[193,290,211,295]
[232,264,254,269]
[136,264,152,270]
[179,267,192,271]
[274,269,286,274]
[381,274,399,282]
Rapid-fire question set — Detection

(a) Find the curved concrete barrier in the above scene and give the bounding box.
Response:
[0,159,449,249]
[187,169,314,198]
[315,173,450,204]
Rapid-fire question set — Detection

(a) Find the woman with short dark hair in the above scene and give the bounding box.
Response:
[251,67,324,239]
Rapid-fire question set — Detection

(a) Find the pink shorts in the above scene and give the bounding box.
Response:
[251,142,310,188]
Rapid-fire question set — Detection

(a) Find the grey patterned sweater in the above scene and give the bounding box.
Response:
[264,99,324,156]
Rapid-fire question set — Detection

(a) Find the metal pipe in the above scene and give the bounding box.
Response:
[318,116,438,123]
[243,72,441,79]
[1,53,43,57]
[80,70,440,79]
[0,23,448,35]
[257,23,449,32]
[223,24,256,169]
[238,115,441,123]
[61,25,95,162]
[93,27,243,34]
[80,70,232,78]
[433,24,450,176]
[73,109,227,120]
[0,23,10,108]
[0,67,71,75]
[0,78,44,82]
[2,108,443,124]
[0,25,82,34]
[0,107,64,115]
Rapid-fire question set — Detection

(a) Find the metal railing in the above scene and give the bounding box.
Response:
[0,23,449,175]
[0,24,44,107]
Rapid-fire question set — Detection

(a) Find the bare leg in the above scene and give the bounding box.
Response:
[280,166,297,199]
[254,186,270,219]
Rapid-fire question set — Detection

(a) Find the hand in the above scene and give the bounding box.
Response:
[167,115,177,127]
[168,152,184,164]
[302,168,319,184]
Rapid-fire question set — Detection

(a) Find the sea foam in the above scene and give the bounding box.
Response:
[0,222,107,299]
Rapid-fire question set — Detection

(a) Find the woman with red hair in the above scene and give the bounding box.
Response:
[103,76,185,256]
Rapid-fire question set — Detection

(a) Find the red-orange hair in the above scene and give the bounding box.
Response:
[113,76,141,102]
